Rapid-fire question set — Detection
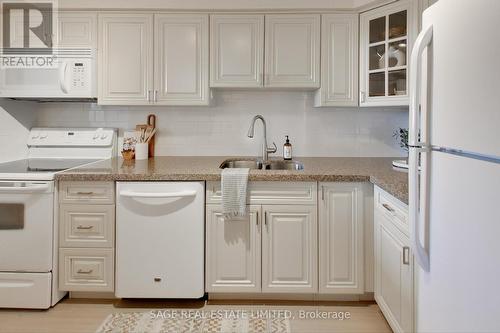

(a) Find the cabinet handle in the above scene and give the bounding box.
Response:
[382,203,395,213]
[403,246,410,265]
[264,212,268,228]
[361,91,366,103]
[256,211,259,227]
[154,90,158,103]
[76,191,94,195]
[77,225,93,230]
[148,90,152,103]
[321,186,325,201]
[77,269,93,274]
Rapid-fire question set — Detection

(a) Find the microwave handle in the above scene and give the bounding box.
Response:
[59,62,69,94]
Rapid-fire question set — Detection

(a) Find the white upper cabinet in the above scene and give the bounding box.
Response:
[261,205,318,293]
[98,13,209,106]
[319,183,365,294]
[98,13,153,105]
[314,14,359,107]
[210,15,264,88]
[264,14,320,88]
[58,12,97,48]
[359,0,418,106]
[154,14,209,105]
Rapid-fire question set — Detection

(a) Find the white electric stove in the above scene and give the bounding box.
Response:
[0,127,116,309]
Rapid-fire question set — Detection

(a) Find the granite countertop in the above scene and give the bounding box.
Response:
[57,156,409,204]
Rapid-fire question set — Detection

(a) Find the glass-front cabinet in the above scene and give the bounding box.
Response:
[360,0,418,106]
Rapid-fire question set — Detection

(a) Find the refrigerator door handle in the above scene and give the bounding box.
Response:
[409,146,431,272]
[409,24,433,147]
[409,24,433,273]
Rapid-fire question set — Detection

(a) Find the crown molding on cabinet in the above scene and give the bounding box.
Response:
[58,0,387,12]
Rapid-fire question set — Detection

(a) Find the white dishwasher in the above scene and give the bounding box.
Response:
[116,182,204,298]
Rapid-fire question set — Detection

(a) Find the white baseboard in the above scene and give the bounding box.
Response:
[208,292,375,302]
[69,291,117,299]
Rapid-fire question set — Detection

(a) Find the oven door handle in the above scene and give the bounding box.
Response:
[0,184,50,193]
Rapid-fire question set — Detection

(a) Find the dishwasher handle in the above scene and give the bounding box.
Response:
[119,190,197,199]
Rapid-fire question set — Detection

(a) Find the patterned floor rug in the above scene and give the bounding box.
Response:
[96,311,291,333]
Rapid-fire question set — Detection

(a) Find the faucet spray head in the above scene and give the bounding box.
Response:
[247,115,264,138]
[247,124,255,138]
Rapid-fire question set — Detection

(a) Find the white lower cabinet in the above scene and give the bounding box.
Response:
[262,205,317,293]
[205,182,318,294]
[319,183,366,294]
[206,205,261,292]
[374,186,413,333]
[59,248,114,292]
[205,181,376,297]
[58,181,115,293]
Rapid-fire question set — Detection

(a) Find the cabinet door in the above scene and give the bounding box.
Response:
[58,12,97,48]
[210,15,264,88]
[154,14,209,105]
[374,211,413,333]
[264,14,320,88]
[314,14,358,107]
[262,205,317,293]
[206,205,261,293]
[359,0,417,106]
[319,183,364,294]
[98,14,153,105]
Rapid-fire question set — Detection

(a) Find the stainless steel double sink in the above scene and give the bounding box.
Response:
[220,159,304,171]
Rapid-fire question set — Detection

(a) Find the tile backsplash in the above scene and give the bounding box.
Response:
[30,90,407,157]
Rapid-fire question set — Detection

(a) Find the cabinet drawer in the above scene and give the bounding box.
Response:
[59,204,115,248]
[374,186,408,236]
[59,248,114,292]
[59,182,115,204]
[207,181,317,205]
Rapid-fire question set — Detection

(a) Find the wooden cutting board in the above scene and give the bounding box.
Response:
[147,114,156,157]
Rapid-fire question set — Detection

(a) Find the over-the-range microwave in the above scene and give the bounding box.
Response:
[0,49,96,99]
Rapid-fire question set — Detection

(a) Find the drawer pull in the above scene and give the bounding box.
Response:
[382,203,395,213]
[77,225,94,230]
[76,191,94,195]
[154,277,162,282]
[77,269,94,274]
[403,246,410,265]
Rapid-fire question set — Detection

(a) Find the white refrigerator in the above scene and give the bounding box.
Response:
[409,0,500,332]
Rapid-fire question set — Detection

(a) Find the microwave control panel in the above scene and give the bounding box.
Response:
[70,62,89,90]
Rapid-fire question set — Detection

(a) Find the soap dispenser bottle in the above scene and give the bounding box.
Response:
[283,135,292,160]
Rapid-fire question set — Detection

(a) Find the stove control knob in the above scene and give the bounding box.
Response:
[40,133,48,139]
[31,133,40,139]
[100,134,108,140]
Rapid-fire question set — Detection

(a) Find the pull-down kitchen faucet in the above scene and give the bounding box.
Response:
[247,115,277,162]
